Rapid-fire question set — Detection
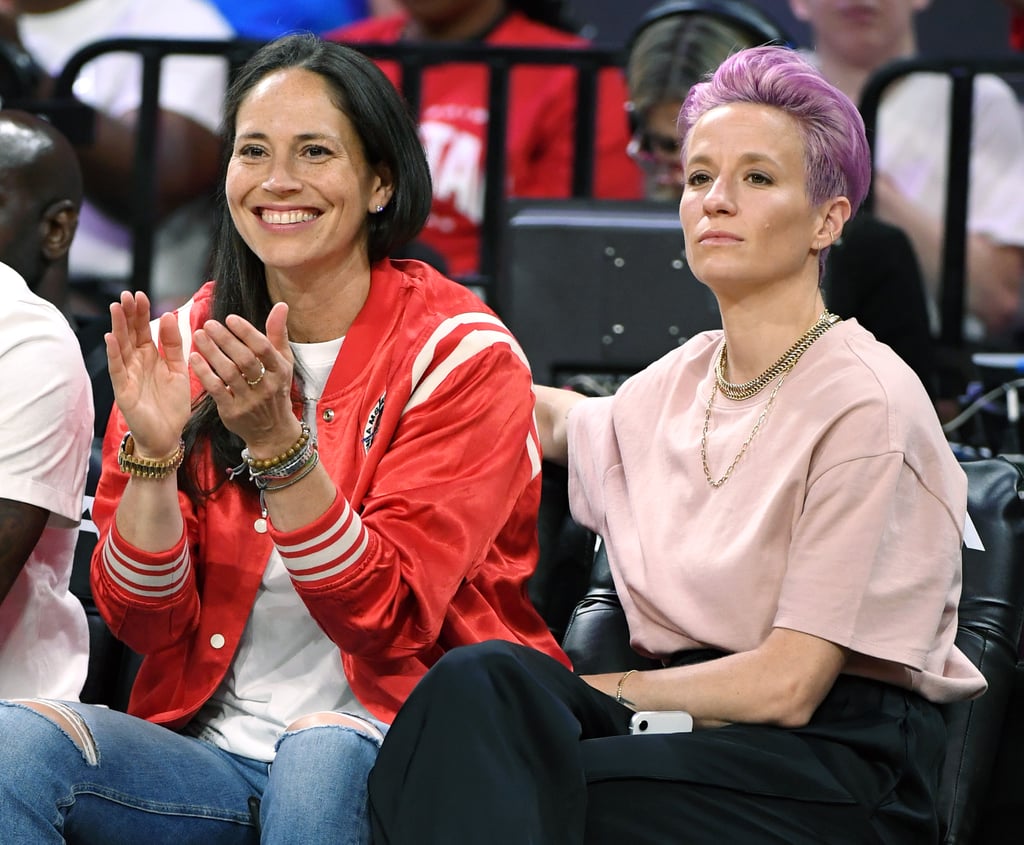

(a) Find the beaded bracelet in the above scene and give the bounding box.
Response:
[242,422,311,473]
[256,451,321,521]
[117,432,185,480]
[251,440,318,489]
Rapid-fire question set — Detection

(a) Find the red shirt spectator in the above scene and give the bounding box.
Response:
[331,10,642,278]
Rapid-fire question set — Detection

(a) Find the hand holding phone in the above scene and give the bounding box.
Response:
[628,710,694,735]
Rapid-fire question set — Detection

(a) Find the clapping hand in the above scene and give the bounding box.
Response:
[105,291,192,458]
[189,302,300,456]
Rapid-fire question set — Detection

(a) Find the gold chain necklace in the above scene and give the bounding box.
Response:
[715,310,840,400]
[701,311,841,488]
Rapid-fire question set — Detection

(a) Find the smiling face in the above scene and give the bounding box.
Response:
[680,102,838,300]
[225,67,392,287]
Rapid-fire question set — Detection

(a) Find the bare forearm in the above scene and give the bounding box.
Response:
[78,110,222,221]
[0,498,47,603]
[113,477,186,553]
[877,183,1024,333]
[533,384,586,466]
[3,16,222,223]
[914,223,1023,335]
[260,462,338,533]
[598,657,819,729]
[965,237,1024,335]
[584,629,846,729]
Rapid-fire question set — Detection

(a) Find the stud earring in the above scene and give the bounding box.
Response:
[375,204,385,213]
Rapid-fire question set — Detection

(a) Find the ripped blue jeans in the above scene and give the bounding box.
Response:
[0,699,386,844]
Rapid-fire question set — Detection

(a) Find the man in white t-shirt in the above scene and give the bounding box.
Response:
[790,0,1024,341]
[0,0,235,311]
[0,111,93,700]
[0,260,93,700]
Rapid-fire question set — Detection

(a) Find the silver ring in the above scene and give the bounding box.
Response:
[245,361,266,388]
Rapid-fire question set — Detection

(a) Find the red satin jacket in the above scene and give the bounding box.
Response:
[91,259,569,728]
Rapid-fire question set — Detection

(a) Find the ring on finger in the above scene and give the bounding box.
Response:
[245,361,266,388]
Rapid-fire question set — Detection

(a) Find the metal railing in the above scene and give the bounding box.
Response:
[860,56,1024,349]
[12,36,625,302]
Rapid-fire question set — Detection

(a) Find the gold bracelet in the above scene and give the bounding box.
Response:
[117,432,185,480]
[243,422,311,471]
[616,669,638,706]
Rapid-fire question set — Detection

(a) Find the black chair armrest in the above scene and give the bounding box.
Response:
[561,542,660,675]
[939,457,1024,844]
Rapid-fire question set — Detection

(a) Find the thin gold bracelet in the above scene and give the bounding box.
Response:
[616,669,638,706]
[117,432,185,480]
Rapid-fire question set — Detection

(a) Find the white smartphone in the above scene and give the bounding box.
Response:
[628,710,694,735]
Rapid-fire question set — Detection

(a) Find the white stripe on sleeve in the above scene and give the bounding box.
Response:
[404,326,530,414]
[101,533,191,598]
[276,501,371,582]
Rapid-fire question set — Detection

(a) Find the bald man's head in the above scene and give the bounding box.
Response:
[0,110,82,293]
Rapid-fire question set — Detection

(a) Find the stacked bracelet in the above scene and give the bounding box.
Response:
[242,422,312,473]
[238,423,320,524]
[242,422,319,491]
[255,449,321,524]
[117,432,185,480]
[262,450,320,493]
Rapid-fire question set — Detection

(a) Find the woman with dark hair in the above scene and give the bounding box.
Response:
[0,33,566,843]
[330,0,641,281]
[368,46,985,844]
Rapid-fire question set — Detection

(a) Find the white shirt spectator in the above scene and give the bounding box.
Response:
[876,72,1024,337]
[19,0,234,306]
[0,261,93,700]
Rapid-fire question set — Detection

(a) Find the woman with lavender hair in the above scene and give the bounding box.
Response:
[367,46,985,844]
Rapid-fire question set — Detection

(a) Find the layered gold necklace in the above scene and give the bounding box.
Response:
[701,310,840,488]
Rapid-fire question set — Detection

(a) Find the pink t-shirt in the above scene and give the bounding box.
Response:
[568,319,985,704]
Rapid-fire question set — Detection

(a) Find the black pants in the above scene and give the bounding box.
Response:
[369,641,947,844]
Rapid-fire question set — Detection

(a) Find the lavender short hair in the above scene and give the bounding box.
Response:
[679,45,871,216]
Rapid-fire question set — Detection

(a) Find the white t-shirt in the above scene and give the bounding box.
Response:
[191,338,373,762]
[877,73,1024,337]
[0,262,93,700]
[877,73,1024,252]
[19,0,234,303]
